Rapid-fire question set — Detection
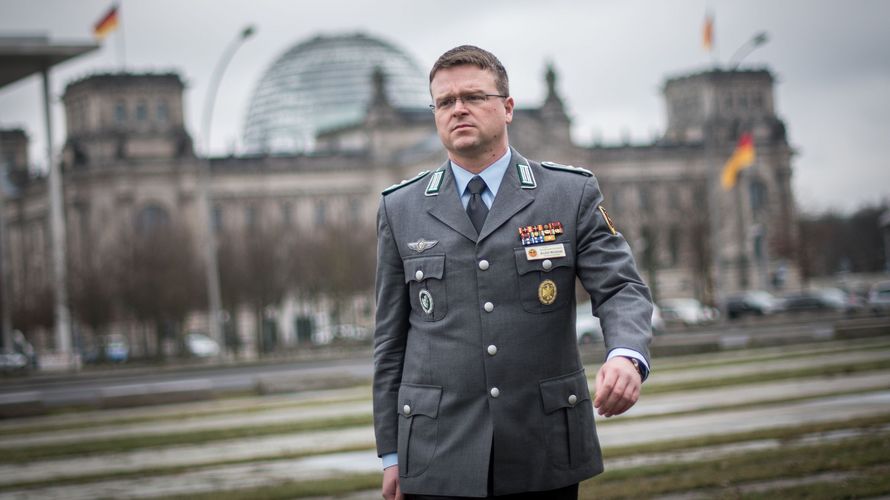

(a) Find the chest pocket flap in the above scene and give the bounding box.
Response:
[513,249,573,275]
[403,254,445,283]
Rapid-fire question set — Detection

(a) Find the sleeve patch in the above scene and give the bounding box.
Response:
[598,206,618,235]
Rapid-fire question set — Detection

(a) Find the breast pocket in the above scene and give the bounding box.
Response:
[403,254,447,322]
[513,243,574,314]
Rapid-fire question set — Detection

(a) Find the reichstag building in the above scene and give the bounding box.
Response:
[1,33,797,357]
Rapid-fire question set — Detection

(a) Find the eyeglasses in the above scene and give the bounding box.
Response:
[429,93,507,112]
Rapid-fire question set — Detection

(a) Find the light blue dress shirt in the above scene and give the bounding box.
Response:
[449,148,512,210]
[381,148,649,470]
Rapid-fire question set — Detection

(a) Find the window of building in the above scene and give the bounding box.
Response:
[753,233,764,261]
[668,225,681,267]
[640,226,656,270]
[668,185,680,210]
[610,185,623,214]
[245,204,257,229]
[114,100,127,123]
[750,180,768,212]
[157,100,169,123]
[314,200,326,225]
[693,185,708,211]
[752,93,763,109]
[281,201,293,226]
[135,204,170,234]
[136,101,148,121]
[212,205,223,232]
[348,198,362,225]
[639,185,652,211]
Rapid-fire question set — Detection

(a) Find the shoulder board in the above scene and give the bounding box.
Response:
[540,161,593,177]
[382,170,431,195]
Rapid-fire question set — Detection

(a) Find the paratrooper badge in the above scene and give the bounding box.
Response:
[407,238,438,253]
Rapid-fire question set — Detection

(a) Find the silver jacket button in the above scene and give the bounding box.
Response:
[478,259,490,270]
[542,259,553,271]
[415,270,424,281]
[568,394,578,406]
[403,404,412,415]
[490,387,500,398]
[484,302,494,312]
[487,345,497,356]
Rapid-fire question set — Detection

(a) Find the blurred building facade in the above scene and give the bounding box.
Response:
[1,33,798,357]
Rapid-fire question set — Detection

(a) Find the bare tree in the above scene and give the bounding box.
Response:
[68,253,117,360]
[115,223,205,359]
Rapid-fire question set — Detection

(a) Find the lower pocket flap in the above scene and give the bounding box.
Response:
[398,383,443,418]
[539,369,590,414]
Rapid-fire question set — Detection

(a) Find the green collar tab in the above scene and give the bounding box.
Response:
[425,167,446,196]
[516,163,537,189]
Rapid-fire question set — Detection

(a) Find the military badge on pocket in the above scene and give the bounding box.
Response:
[538,279,557,305]
[419,289,434,314]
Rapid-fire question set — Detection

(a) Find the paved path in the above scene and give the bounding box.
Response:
[2,391,887,499]
[2,341,888,499]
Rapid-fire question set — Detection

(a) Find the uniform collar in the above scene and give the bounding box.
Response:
[427,147,535,244]
[449,148,511,199]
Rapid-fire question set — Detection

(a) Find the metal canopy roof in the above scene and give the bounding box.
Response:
[0,35,98,89]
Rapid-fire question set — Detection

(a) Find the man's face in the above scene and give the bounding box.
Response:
[429,65,514,162]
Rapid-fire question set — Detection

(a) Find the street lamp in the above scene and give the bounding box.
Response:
[728,32,769,70]
[198,25,256,355]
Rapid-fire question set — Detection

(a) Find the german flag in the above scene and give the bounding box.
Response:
[721,133,756,190]
[93,5,119,40]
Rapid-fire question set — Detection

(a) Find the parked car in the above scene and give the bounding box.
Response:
[868,280,890,313]
[576,306,604,345]
[576,301,658,345]
[651,304,666,334]
[185,332,220,358]
[0,352,29,374]
[782,288,861,314]
[725,290,783,319]
[659,298,717,326]
[104,334,129,363]
[314,324,371,345]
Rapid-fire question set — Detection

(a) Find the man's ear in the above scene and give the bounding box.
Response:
[504,96,515,124]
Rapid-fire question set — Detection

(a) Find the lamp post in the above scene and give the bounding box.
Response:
[728,32,769,70]
[198,25,255,355]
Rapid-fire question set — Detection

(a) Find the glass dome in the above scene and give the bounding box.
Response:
[242,33,430,154]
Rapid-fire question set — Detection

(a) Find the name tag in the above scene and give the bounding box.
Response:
[525,244,566,260]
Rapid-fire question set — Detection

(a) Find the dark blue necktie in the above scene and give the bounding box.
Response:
[466,176,489,234]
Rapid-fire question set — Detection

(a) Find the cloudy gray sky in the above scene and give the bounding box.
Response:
[1,0,887,214]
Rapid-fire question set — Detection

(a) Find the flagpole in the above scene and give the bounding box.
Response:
[116,1,125,70]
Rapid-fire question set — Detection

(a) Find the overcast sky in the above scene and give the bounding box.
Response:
[1,0,887,214]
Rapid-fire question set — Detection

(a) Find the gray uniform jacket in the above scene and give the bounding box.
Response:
[373,148,652,497]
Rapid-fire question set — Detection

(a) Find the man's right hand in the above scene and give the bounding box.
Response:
[382,465,402,500]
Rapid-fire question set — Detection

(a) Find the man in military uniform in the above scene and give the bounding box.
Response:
[373,45,652,499]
